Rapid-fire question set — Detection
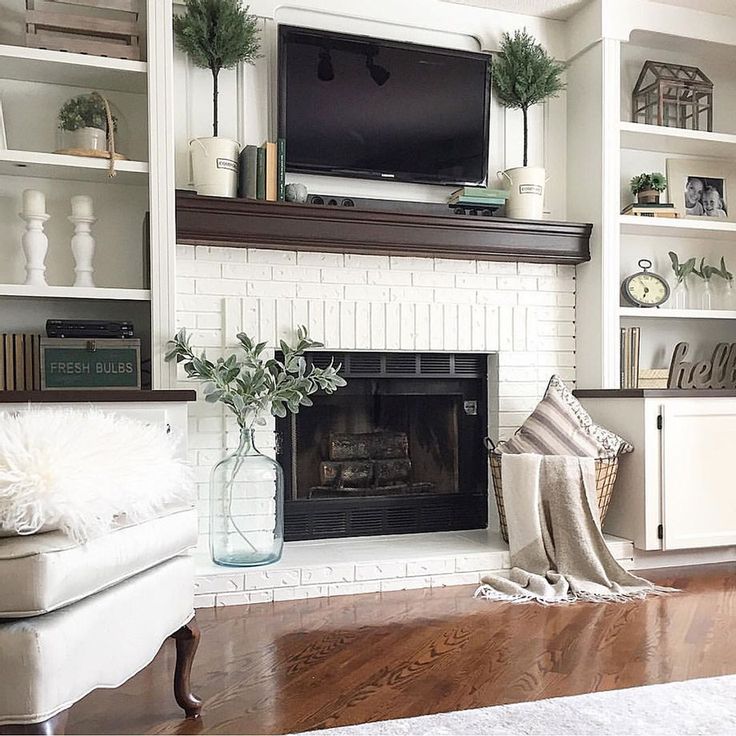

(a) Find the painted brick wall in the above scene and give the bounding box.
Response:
[175,244,576,548]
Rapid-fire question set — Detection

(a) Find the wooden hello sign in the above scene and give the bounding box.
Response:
[668,342,736,389]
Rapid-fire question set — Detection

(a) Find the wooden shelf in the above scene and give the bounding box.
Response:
[175,191,593,265]
[620,307,736,320]
[620,122,736,159]
[0,390,196,404]
[0,284,151,301]
[0,150,148,184]
[620,214,736,238]
[0,44,147,93]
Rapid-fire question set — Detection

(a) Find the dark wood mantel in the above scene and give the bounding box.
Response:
[175,191,592,264]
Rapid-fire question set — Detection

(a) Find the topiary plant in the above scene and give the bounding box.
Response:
[173,0,261,137]
[58,92,117,134]
[493,29,566,167]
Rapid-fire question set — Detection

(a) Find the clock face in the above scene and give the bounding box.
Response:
[625,273,669,306]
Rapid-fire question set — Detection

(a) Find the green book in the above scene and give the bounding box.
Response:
[256,146,266,200]
[277,138,286,202]
[239,145,258,199]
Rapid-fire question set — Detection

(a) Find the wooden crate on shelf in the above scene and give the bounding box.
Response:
[25,0,141,61]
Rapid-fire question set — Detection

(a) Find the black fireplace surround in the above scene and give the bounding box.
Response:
[277,351,489,541]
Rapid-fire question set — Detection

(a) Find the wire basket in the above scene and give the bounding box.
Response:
[487,445,619,544]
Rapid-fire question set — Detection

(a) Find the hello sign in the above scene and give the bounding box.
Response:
[667,342,736,389]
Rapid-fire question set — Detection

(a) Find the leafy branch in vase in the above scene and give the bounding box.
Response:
[669,251,696,283]
[165,326,346,427]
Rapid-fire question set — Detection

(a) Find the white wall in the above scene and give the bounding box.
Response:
[173,0,569,218]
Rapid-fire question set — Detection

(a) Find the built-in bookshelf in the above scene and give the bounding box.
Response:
[0,1,176,391]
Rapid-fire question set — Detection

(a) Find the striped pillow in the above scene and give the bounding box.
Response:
[497,376,633,457]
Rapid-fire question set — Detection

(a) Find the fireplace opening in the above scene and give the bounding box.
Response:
[277,352,490,540]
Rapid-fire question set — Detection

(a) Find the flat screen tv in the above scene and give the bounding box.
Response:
[278,26,491,187]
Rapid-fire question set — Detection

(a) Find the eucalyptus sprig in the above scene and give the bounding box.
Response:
[669,251,696,283]
[694,257,719,281]
[717,257,734,282]
[165,326,346,428]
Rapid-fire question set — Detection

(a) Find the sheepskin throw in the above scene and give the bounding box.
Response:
[0,409,193,542]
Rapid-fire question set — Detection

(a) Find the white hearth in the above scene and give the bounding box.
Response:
[176,243,577,606]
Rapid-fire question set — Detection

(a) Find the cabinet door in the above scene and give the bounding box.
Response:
[661,401,736,550]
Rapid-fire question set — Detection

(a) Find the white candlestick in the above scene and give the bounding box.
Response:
[71,195,94,219]
[68,213,97,288]
[22,189,46,218]
[19,212,50,287]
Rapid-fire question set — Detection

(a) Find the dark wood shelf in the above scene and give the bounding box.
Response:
[176,191,592,264]
[574,389,736,398]
[0,390,197,403]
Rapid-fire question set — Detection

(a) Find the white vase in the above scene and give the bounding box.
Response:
[72,126,107,152]
[190,137,240,198]
[499,166,547,219]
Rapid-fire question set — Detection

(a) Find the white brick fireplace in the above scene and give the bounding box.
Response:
[175,244,585,606]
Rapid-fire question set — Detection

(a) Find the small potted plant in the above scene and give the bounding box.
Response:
[58,92,118,154]
[630,172,667,204]
[174,0,261,197]
[493,29,566,219]
[166,326,346,566]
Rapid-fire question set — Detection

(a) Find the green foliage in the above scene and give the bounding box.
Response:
[669,251,696,283]
[165,326,346,428]
[58,93,117,133]
[630,172,667,195]
[173,0,261,135]
[719,257,734,282]
[493,29,566,166]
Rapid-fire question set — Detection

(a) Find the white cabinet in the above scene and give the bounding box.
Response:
[577,391,736,551]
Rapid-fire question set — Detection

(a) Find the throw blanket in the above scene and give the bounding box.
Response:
[476,454,670,604]
[0,409,193,542]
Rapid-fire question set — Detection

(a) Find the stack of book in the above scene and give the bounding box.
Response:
[621,202,679,218]
[448,186,509,207]
[238,139,286,202]
[1,333,42,391]
[620,326,641,389]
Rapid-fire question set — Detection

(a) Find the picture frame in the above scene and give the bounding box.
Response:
[666,158,736,222]
[0,96,7,150]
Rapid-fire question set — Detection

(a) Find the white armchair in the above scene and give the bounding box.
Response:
[0,506,201,735]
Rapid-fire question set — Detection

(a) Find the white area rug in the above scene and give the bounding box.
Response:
[297,675,736,735]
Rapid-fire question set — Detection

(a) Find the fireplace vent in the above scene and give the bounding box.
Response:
[302,352,487,378]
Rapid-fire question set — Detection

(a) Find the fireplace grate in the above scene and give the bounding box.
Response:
[303,351,487,378]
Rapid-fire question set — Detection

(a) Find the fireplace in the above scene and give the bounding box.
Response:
[277,351,490,541]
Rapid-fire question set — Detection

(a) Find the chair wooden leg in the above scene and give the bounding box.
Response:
[0,709,69,735]
[170,618,202,719]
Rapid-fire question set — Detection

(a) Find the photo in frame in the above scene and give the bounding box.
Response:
[666,158,736,221]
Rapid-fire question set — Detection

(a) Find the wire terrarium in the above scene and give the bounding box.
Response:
[632,60,713,131]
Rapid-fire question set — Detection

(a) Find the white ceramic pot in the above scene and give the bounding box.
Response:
[190,137,240,198]
[72,126,107,152]
[499,166,547,220]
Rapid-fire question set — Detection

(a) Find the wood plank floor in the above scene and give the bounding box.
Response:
[67,563,736,735]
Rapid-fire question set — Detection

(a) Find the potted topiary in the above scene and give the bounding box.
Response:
[58,92,118,154]
[493,30,566,219]
[630,172,667,204]
[174,0,261,197]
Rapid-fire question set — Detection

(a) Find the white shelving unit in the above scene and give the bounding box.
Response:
[0,150,149,184]
[0,284,151,301]
[0,44,147,93]
[0,0,177,389]
[569,0,736,389]
[619,307,736,320]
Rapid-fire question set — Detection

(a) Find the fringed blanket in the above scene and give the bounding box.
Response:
[476,454,673,604]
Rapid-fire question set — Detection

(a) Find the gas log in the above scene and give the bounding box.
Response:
[328,431,409,461]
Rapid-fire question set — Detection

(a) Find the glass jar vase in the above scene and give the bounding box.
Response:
[720,278,736,311]
[671,277,691,310]
[699,276,714,310]
[210,427,284,567]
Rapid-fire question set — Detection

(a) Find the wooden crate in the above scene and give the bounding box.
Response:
[26,0,141,61]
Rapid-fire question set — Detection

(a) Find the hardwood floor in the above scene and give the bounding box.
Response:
[67,563,736,735]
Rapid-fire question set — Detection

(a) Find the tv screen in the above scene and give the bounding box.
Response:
[278,26,491,187]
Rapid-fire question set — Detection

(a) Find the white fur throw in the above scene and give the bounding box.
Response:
[0,409,193,542]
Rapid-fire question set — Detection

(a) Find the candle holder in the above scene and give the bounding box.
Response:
[68,213,97,288]
[19,211,50,287]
